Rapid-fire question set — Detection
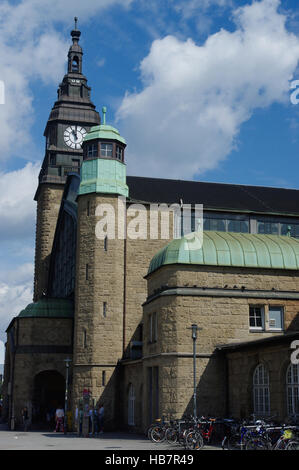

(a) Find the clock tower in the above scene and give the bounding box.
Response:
[34,19,100,301]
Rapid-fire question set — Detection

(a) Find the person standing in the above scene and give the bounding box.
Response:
[21,406,30,432]
[98,404,104,434]
[54,406,64,432]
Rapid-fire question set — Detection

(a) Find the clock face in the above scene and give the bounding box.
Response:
[64,125,87,149]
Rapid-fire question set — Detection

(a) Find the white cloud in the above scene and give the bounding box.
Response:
[0,162,40,241]
[117,0,299,179]
[0,263,34,344]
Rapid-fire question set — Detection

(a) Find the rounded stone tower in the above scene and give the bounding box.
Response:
[72,108,129,428]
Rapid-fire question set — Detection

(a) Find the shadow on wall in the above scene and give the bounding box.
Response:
[287,312,299,332]
[183,352,227,421]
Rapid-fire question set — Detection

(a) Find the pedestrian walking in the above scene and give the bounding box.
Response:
[54,406,64,432]
[21,406,30,432]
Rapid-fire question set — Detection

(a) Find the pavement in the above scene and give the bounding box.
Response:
[0,422,222,451]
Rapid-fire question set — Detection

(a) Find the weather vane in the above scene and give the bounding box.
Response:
[74,17,78,30]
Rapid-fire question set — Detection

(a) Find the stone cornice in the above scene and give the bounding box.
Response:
[144,286,299,305]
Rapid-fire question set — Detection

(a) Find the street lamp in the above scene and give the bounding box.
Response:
[64,358,72,434]
[187,324,202,419]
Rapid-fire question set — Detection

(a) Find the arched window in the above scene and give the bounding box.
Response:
[286,363,299,416]
[72,56,79,72]
[128,383,135,426]
[253,364,270,416]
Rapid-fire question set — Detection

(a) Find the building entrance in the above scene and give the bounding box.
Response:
[32,370,65,427]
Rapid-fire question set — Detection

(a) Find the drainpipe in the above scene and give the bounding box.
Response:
[123,237,127,355]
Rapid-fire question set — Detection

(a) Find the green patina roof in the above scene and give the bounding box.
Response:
[18,298,73,319]
[84,124,126,145]
[78,157,129,197]
[148,231,299,275]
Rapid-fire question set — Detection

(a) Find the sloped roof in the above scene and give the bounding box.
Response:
[18,298,73,319]
[127,176,299,216]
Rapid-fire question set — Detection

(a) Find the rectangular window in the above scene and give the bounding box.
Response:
[257,221,279,235]
[85,264,89,280]
[87,200,90,216]
[149,314,152,342]
[101,143,113,157]
[103,302,107,318]
[149,313,157,343]
[87,143,98,158]
[268,306,284,331]
[116,146,123,160]
[102,371,106,386]
[249,306,264,330]
[83,329,87,348]
[153,312,157,342]
[50,155,56,166]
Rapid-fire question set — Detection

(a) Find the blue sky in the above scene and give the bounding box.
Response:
[1,0,299,362]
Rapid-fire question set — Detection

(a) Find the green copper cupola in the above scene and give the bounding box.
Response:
[79,107,129,197]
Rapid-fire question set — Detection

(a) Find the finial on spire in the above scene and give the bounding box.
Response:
[102,106,107,125]
[71,17,81,44]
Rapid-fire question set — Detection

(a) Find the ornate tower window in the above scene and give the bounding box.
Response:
[101,143,113,157]
[72,56,79,73]
[87,143,98,158]
[116,145,123,161]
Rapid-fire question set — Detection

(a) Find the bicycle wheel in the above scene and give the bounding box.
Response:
[165,427,178,445]
[185,431,204,450]
[245,437,269,450]
[150,425,165,443]
[286,439,299,450]
[227,435,243,450]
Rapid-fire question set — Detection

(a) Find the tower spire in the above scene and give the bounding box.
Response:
[68,17,83,74]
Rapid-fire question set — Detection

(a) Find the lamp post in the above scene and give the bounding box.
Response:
[64,358,72,434]
[187,324,202,419]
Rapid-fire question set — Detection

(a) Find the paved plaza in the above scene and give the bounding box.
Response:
[0,424,221,451]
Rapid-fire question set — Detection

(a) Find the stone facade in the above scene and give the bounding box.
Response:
[72,195,174,428]
[132,264,299,429]
[34,184,64,301]
[223,339,298,422]
[3,316,73,426]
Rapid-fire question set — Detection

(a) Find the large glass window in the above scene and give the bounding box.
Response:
[203,213,249,233]
[286,363,299,416]
[227,219,249,233]
[257,221,279,235]
[253,364,270,416]
[178,210,299,237]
